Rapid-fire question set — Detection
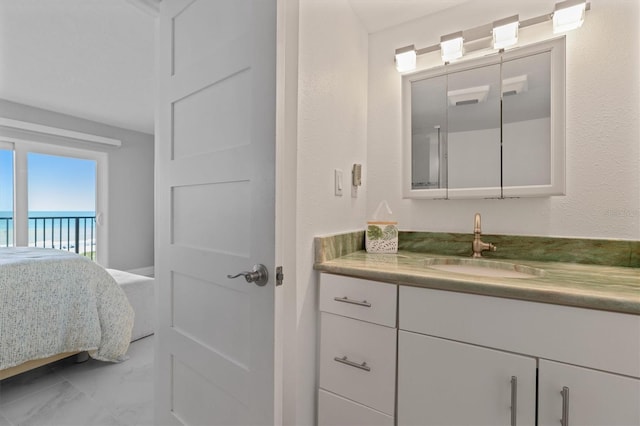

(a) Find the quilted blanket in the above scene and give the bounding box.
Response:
[0,248,134,370]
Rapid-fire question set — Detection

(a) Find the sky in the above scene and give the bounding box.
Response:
[0,150,14,212]
[0,150,96,213]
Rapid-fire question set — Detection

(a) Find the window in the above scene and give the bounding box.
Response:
[0,144,14,247]
[28,152,98,259]
[0,141,108,265]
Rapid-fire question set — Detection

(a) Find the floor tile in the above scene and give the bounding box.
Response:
[0,412,12,426]
[0,365,66,407]
[0,336,153,426]
[0,380,124,426]
[59,360,154,426]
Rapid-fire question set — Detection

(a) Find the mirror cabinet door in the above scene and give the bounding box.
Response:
[502,51,552,189]
[403,37,565,199]
[446,64,501,197]
[411,75,447,190]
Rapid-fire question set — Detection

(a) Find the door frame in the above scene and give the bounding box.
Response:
[274,0,299,424]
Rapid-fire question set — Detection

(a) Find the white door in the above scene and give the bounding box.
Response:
[154,1,277,425]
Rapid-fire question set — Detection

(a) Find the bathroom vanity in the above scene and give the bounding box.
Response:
[314,235,640,426]
[318,274,397,425]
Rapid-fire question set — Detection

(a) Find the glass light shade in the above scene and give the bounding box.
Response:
[440,36,464,62]
[395,48,417,72]
[493,21,519,49]
[553,1,586,33]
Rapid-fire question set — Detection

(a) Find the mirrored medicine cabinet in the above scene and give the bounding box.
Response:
[402,37,566,199]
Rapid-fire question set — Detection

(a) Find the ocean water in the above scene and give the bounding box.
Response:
[0,211,96,252]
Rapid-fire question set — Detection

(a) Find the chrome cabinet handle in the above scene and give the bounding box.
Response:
[227,264,268,286]
[510,376,517,426]
[561,386,570,426]
[333,356,371,372]
[333,296,371,308]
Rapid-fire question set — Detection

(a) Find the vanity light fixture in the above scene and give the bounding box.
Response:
[492,15,519,49]
[394,1,589,72]
[440,32,464,62]
[553,0,586,33]
[395,44,441,72]
[395,45,417,72]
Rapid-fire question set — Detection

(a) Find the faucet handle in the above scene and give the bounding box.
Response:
[474,212,482,234]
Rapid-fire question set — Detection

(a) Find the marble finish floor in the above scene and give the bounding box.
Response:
[0,336,154,426]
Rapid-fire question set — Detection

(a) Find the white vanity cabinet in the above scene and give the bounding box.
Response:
[398,286,640,426]
[317,274,397,426]
[538,360,640,426]
[398,331,537,425]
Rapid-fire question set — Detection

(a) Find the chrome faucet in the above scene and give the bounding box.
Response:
[472,213,496,258]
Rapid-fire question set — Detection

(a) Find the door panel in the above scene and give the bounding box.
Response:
[155,0,277,424]
[172,271,250,364]
[172,0,249,76]
[172,181,251,254]
[172,358,248,426]
[172,69,251,159]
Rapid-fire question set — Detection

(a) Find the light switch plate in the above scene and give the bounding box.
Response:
[334,169,343,196]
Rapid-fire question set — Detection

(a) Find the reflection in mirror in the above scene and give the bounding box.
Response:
[403,37,565,199]
[411,75,447,189]
[502,51,551,187]
[447,64,501,191]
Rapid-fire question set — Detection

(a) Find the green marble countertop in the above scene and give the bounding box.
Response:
[314,250,640,315]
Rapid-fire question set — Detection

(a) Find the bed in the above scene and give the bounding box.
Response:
[105,268,155,341]
[0,247,134,380]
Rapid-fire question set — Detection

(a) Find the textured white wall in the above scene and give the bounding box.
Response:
[296,0,368,423]
[367,0,639,239]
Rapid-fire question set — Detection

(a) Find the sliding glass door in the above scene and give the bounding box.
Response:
[28,153,97,259]
[0,144,14,247]
[0,141,108,265]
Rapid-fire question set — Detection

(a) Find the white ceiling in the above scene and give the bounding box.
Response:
[0,0,156,134]
[348,0,471,33]
[0,0,476,135]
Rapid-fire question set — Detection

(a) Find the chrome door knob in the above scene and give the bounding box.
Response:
[227,264,269,286]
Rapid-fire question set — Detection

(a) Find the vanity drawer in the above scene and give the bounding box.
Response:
[320,273,397,327]
[319,312,396,415]
[318,389,394,426]
[399,286,640,378]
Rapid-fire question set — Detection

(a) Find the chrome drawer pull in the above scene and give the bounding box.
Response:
[333,296,372,308]
[510,376,517,426]
[333,356,371,372]
[561,386,570,426]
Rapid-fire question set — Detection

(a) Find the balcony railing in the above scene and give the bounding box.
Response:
[0,218,10,248]
[0,216,96,260]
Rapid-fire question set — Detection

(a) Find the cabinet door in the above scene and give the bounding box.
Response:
[539,360,640,426]
[398,331,536,426]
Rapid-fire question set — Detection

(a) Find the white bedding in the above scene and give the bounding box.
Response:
[0,248,134,370]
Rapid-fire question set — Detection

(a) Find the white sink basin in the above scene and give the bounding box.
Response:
[424,257,544,279]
